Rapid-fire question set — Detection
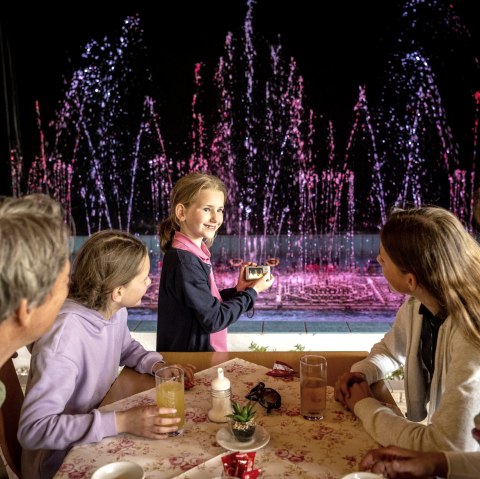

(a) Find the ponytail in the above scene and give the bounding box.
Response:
[159,216,178,252]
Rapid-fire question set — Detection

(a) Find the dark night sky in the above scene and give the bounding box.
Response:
[0,0,479,196]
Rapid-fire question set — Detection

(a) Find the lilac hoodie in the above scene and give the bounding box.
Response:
[18,299,164,479]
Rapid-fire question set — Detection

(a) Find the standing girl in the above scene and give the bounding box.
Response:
[156,172,274,352]
[18,230,195,479]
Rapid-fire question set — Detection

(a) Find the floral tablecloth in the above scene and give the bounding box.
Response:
[54,358,379,479]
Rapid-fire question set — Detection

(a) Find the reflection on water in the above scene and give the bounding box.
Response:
[139,269,405,313]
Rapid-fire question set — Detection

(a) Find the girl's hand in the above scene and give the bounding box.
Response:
[236,262,275,293]
[153,362,196,388]
[115,404,180,438]
[236,262,255,291]
[250,272,275,293]
[178,363,196,385]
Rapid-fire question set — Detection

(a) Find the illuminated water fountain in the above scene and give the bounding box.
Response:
[11,1,478,311]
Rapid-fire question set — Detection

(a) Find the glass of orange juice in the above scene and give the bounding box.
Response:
[155,365,185,436]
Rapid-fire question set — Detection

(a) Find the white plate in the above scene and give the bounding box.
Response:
[341,473,384,479]
[172,455,223,479]
[216,425,270,452]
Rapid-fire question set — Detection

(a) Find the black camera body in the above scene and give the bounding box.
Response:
[245,265,270,281]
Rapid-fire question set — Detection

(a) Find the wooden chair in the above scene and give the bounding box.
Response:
[0,357,24,478]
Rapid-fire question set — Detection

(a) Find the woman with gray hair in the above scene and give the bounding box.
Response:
[0,194,70,406]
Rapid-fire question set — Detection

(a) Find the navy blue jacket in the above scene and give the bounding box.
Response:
[156,248,257,352]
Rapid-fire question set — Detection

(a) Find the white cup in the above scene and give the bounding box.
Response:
[91,461,145,479]
[300,355,327,420]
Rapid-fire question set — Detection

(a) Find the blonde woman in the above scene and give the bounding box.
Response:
[335,206,480,454]
[358,198,480,478]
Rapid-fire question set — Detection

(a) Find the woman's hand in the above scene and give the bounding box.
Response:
[344,380,373,412]
[115,404,180,438]
[334,371,367,407]
[360,445,448,478]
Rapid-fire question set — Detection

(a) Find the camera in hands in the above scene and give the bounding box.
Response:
[245,265,270,281]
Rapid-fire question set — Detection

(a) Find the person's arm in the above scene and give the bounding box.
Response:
[445,450,480,479]
[118,315,165,373]
[360,446,448,478]
[18,349,116,450]
[349,298,414,384]
[353,325,480,451]
[117,314,196,383]
[177,261,257,333]
[334,298,412,406]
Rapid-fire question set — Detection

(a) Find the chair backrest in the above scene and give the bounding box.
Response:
[0,358,24,478]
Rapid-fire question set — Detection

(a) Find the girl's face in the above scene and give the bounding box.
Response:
[377,244,410,294]
[177,188,225,247]
[118,254,152,308]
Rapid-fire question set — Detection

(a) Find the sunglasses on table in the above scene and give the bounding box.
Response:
[245,382,281,413]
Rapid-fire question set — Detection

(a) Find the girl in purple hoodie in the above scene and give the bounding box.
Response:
[18,230,195,479]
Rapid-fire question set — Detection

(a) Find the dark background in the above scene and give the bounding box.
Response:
[1,0,479,196]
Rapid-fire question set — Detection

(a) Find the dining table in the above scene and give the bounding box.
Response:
[53,353,402,479]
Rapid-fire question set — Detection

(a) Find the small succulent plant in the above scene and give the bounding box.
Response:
[227,400,257,442]
[227,400,256,423]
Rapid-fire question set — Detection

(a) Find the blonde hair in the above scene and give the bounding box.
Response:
[69,230,147,311]
[381,206,480,346]
[159,172,227,252]
[0,194,70,323]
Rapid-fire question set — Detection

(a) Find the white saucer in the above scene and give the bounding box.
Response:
[216,425,270,452]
